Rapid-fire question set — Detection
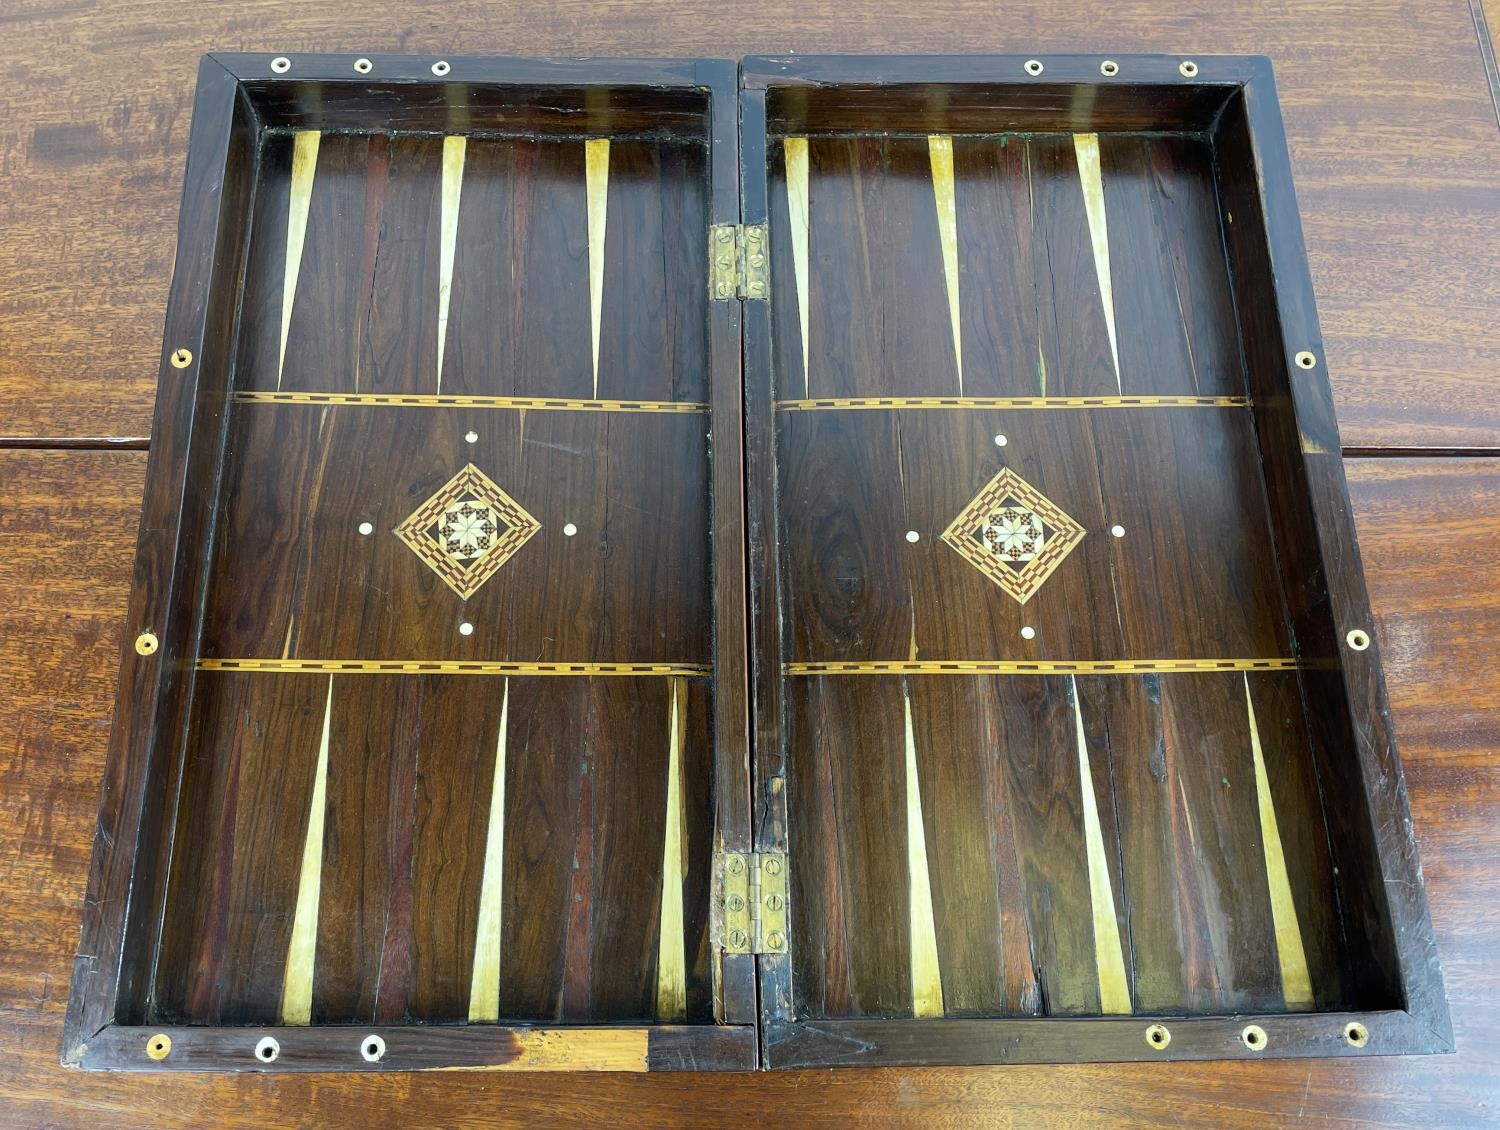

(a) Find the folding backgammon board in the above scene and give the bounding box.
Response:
[63,54,1449,1071]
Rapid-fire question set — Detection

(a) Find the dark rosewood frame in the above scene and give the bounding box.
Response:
[64,52,1450,1074]
[738,55,1451,1068]
[61,53,755,1074]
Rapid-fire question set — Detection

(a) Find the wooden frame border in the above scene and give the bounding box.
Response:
[62,52,756,1074]
[738,53,1452,1069]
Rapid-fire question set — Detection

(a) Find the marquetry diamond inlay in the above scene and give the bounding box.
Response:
[395,463,541,600]
[941,467,1084,604]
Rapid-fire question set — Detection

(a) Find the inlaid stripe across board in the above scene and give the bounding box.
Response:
[153,673,715,1025]
[767,133,1244,400]
[786,672,1346,1019]
[237,130,708,403]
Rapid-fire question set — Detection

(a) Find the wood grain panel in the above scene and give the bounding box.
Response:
[442,138,593,399]
[4,450,1499,1121]
[311,673,423,1023]
[803,137,954,399]
[949,136,1043,398]
[787,677,911,1018]
[198,406,710,664]
[1098,134,1246,398]
[781,406,1291,664]
[403,676,506,1019]
[496,677,590,1020]
[778,410,912,663]
[152,672,330,1023]
[262,133,443,394]
[596,139,710,403]
[994,675,1106,1015]
[1027,135,1118,398]
[906,677,1038,1015]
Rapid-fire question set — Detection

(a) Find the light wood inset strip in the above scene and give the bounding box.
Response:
[437,135,466,393]
[787,658,1303,676]
[902,684,945,1017]
[232,391,708,413]
[1074,133,1121,390]
[778,395,1249,411]
[785,136,811,398]
[416,1029,649,1072]
[1245,674,1315,1010]
[585,137,610,399]
[278,130,320,390]
[199,659,711,677]
[655,678,687,1021]
[1071,675,1132,1014]
[280,675,332,1025]
[928,135,962,394]
[468,678,509,1023]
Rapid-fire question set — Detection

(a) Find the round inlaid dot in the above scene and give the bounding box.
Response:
[994,434,1008,447]
[1021,626,1036,640]
[270,56,291,74]
[358,521,374,536]
[431,59,451,76]
[1024,59,1044,76]
[465,430,479,444]
[905,530,920,543]
[563,522,579,537]
[255,1036,280,1063]
[458,622,474,637]
[361,1034,386,1062]
[1179,60,1199,78]
[1110,524,1125,538]
[354,57,373,74]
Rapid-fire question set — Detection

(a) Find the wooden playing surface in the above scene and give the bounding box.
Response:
[764,129,1357,1025]
[2,2,1498,1127]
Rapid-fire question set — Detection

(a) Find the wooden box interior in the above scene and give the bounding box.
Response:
[65,54,1447,1072]
[131,80,733,1032]
[754,80,1402,1027]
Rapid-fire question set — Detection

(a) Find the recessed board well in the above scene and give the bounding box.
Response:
[762,128,1365,1023]
[152,128,719,1028]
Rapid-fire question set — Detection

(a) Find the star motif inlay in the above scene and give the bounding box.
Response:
[941,467,1084,604]
[394,463,540,600]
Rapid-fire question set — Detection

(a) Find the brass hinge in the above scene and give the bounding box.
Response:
[719,851,787,954]
[709,224,770,301]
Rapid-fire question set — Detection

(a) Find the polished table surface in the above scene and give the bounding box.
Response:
[2,1,1498,1125]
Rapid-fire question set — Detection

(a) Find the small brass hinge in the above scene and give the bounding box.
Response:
[708,224,770,301]
[719,851,788,954]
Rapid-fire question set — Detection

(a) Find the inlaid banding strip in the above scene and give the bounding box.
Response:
[655,678,687,1021]
[1245,674,1315,1010]
[778,395,1249,411]
[1071,675,1132,1013]
[280,674,333,1025]
[437,135,466,393]
[585,138,610,399]
[1074,133,1121,390]
[903,683,945,1017]
[928,135,963,394]
[278,130,320,390]
[232,392,708,413]
[784,136,811,397]
[199,659,711,677]
[786,659,1304,676]
[468,678,510,1023]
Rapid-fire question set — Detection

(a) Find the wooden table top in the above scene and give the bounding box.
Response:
[1,2,1496,1125]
